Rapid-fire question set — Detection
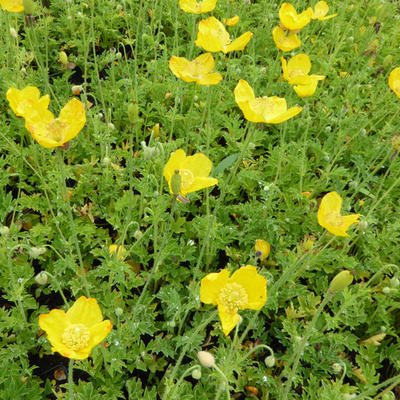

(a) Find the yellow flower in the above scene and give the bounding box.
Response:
[279,3,313,31]
[200,265,267,335]
[163,149,218,198]
[179,0,217,14]
[255,239,270,261]
[223,15,240,27]
[311,1,337,21]
[388,67,400,98]
[169,53,222,85]
[272,26,301,52]
[317,192,360,237]
[281,54,325,98]
[39,296,113,360]
[195,16,253,54]
[7,86,50,118]
[234,79,302,124]
[0,0,23,12]
[109,244,127,259]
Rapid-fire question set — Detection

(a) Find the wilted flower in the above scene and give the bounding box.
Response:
[109,244,127,259]
[255,239,270,261]
[39,296,112,360]
[272,26,301,52]
[195,16,253,54]
[200,265,267,335]
[234,79,302,124]
[7,86,86,149]
[311,1,337,21]
[279,3,312,31]
[179,0,217,14]
[388,67,400,98]
[163,149,218,199]
[317,191,360,237]
[281,54,325,97]
[169,53,222,85]
[0,0,23,12]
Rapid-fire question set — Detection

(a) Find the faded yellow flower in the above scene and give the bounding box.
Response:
[109,244,127,259]
[272,26,301,52]
[281,54,325,97]
[311,1,337,21]
[0,0,23,12]
[163,149,218,198]
[255,239,270,261]
[234,79,302,124]
[39,296,112,360]
[179,0,217,14]
[388,67,400,98]
[317,192,360,237]
[200,265,267,335]
[279,3,313,31]
[169,53,222,85]
[195,16,253,54]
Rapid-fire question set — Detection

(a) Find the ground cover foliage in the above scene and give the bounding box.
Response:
[1,0,400,398]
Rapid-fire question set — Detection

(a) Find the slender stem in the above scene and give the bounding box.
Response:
[168,365,199,399]
[68,359,74,400]
[213,364,230,400]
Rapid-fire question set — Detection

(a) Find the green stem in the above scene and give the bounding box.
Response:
[213,364,230,400]
[168,365,199,399]
[68,358,74,400]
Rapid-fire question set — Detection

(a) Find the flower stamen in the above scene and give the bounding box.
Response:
[219,282,248,314]
[62,323,90,351]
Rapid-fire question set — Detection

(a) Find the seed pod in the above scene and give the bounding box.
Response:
[328,270,353,294]
[170,170,181,196]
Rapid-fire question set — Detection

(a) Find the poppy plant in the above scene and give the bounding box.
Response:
[195,16,253,54]
[200,265,267,335]
[169,53,222,85]
[39,296,113,360]
[234,79,302,124]
[311,1,337,21]
[0,0,23,12]
[317,191,360,237]
[389,67,400,98]
[279,3,313,31]
[179,0,217,14]
[272,26,301,52]
[163,149,218,199]
[281,54,325,97]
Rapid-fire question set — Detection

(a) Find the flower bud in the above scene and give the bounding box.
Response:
[0,226,10,235]
[107,122,115,131]
[35,272,48,285]
[102,156,111,165]
[383,55,393,68]
[115,307,123,317]
[133,229,143,241]
[191,368,202,380]
[328,270,353,294]
[170,170,182,195]
[198,351,215,368]
[10,27,18,39]
[264,355,275,368]
[332,362,342,374]
[127,103,139,124]
[382,286,391,295]
[255,239,270,261]
[23,0,34,14]
[29,247,45,258]
[358,220,368,230]
[59,51,68,65]
[390,277,399,288]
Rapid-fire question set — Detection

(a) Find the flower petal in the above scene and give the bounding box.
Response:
[287,54,311,76]
[163,149,186,183]
[0,0,23,12]
[272,26,301,52]
[200,269,230,305]
[89,320,113,348]
[196,72,223,85]
[58,98,86,143]
[186,177,218,195]
[39,309,68,344]
[66,296,104,327]
[169,56,191,80]
[225,31,253,53]
[218,304,241,335]
[184,153,213,177]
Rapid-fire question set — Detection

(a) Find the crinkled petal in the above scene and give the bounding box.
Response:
[58,98,86,143]
[200,269,230,305]
[185,177,218,195]
[225,31,253,53]
[193,53,215,73]
[163,149,186,183]
[179,0,217,14]
[184,153,213,177]
[7,87,50,117]
[195,17,229,52]
[196,72,223,85]
[218,303,241,335]
[230,265,267,310]
[279,3,312,31]
[265,106,302,124]
[234,79,256,103]
[66,296,104,328]
[169,57,191,80]
[39,309,68,344]
[0,0,23,12]
[272,26,301,52]
[287,54,311,76]
[88,320,113,348]
[389,68,400,98]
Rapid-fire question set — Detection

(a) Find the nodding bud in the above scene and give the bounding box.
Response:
[35,272,48,285]
[115,307,123,317]
[59,51,68,65]
[170,170,182,196]
[197,351,215,368]
[328,270,354,294]
[10,28,18,39]
[264,355,275,368]
[191,368,202,380]
[29,247,46,258]
[332,363,342,374]
[127,103,139,124]
[0,226,10,235]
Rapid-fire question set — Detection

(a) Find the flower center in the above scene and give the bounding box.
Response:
[62,323,91,351]
[179,168,194,190]
[219,282,248,314]
[325,211,343,227]
[48,119,67,143]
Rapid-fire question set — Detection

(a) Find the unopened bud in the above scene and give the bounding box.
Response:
[381,392,395,400]
[264,355,275,368]
[59,51,68,65]
[71,85,83,95]
[35,272,48,285]
[170,170,182,196]
[383,55,393,68]
[133,229,143,241]
[115,307,123,317]
[10,27,18,39]
[0,226,10,235]
[390,278,399,288]
[382,286,391,295]
[328,270,353,294]
[332,362,342,374]
[23,0,34,14]
[127,103,139,124]
[191,368,202,380]
[358,220,368,230]
[102,156,111,165]
[107,122,115,130]
[29,247,45,258]
[197,351,215,368]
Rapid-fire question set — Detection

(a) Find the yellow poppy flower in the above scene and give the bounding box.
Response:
[281,54,325,98]
[317,192,360,237]
[200,265,267,335]
[311,1,337,21]
[195,16,253,54]
[234,79,302,124]
[39,296,113,360]
[169,53,222,85]
[163,149,218,198]
[179,0,217,14]
[279,3,313,31]
[109,244,127,259]
[272,26,301,52]
[388,67,400,98]
[7,86,50,118]
[0,0,23,12]
[223,15,240,27]
[255,239,270,261]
